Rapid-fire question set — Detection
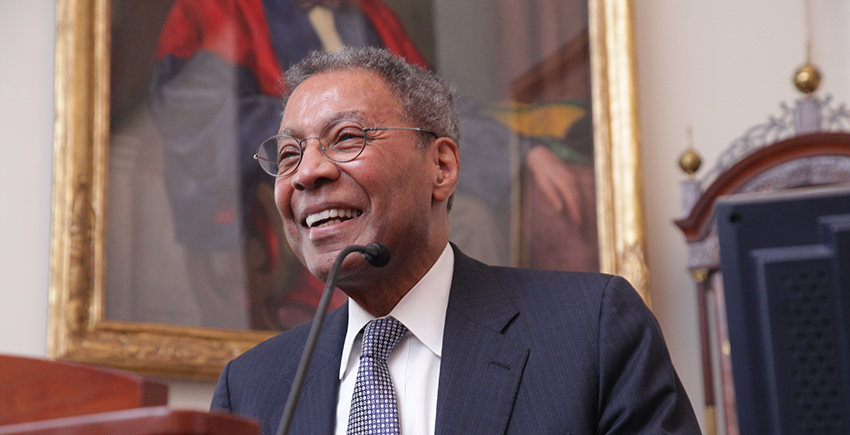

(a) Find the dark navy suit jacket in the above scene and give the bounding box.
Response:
[212,246,701,434]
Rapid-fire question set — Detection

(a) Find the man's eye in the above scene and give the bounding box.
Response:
[336,127,365,140]
[331,128,366,152]
[277,145,301,164]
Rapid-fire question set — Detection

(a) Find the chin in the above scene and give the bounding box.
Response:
[309,251,379,288]
[304,257,332,283]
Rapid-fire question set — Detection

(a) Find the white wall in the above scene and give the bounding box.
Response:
[3,0,847,430]
[0,0,55,358]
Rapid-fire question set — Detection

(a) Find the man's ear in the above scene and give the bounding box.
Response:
[431,137,460,203]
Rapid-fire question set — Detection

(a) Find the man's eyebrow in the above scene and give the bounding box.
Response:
[280,111,366,137]
[329,111,365,123]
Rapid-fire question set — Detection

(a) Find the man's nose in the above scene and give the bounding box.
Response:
[290,138,339,190]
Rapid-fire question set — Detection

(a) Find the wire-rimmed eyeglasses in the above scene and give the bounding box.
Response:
[254,119,438,177]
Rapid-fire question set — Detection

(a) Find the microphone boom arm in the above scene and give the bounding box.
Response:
[275,243,389,435]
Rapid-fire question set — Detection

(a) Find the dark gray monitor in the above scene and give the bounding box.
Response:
[716,183,850,435]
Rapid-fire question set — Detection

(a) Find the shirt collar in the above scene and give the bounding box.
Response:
[340,243,454,378]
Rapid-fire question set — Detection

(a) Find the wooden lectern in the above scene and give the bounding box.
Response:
[0,355,258,435]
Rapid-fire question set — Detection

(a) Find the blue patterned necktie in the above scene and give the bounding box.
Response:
[346,317,408,435]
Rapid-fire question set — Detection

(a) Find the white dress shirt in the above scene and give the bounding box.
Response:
[334,243,454,435]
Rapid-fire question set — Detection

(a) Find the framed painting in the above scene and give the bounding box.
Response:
[49,0,647,379]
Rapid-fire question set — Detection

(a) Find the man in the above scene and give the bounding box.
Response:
[211,46,700,435]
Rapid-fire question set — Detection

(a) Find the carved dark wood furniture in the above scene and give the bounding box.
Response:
[675,132,850,435]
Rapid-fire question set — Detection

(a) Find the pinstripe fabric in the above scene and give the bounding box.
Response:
[213,244,700,435]
[213,305,348,435]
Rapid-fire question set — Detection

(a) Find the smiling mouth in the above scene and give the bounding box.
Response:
[305,208,363,228]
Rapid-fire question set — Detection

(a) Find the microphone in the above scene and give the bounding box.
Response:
[362,242,391,267]
[275,242,390,435]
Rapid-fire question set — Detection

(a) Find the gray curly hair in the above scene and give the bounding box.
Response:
[281,46,460,146]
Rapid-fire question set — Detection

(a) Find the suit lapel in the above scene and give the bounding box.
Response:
[287,304,348,434]
[435,247,529,435]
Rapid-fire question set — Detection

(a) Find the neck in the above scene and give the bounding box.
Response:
[344,240,447,317]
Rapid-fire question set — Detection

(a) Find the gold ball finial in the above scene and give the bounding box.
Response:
[679,149,702,177]
[679,125,702,178]
[794,63,822,95]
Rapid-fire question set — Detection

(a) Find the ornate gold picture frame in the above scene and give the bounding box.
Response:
[49,0,646,379]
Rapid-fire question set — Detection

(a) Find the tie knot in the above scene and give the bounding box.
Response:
[360,317,407,362]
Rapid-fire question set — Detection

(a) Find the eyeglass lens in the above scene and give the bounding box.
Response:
[255,119,368,177]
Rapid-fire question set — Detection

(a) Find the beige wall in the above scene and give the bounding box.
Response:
[637,1,850,432]
[3,0,848,431]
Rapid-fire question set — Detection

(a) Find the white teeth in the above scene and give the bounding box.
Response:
[305,209,361,228]
[316,218,342,228]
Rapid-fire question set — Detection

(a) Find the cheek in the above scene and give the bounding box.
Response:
[275,184,304,253]
[273,179,291,214]
[274,181,298,230]
[382,167,433,216]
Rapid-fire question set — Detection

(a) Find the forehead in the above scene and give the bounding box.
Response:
[281,69,401,134]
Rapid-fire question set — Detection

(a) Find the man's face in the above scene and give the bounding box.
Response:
[275,69,440,287]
